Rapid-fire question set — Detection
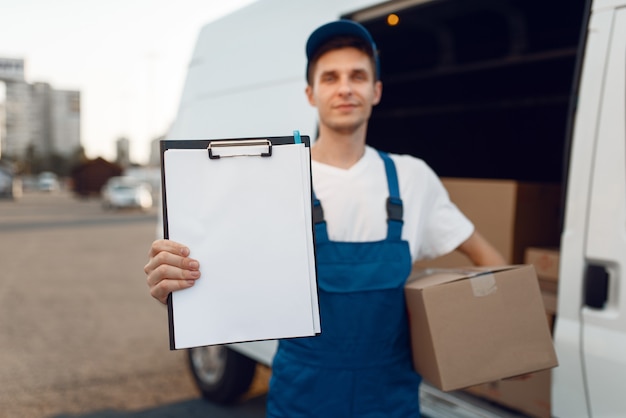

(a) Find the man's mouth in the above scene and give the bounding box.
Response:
[335,103,357,111]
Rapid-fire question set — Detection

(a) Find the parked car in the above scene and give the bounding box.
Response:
[37,172,60,192]
[101,176,153,210]
[0,164,22,199]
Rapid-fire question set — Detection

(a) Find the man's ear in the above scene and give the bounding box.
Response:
[372,80,383,106]
[305,85,316,107]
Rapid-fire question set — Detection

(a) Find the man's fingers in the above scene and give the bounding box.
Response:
[144,248,199,276]
[145,239,200,305]
[146,263,200,288]
[148,239,190,259]
[151,277,196,305]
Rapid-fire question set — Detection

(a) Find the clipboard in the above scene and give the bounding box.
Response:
[160,132,320,350]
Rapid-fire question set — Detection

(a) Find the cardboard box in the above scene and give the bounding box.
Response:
[465,369,552,418]
[524,247,560,281]
[415,179,561,269]
[546,312,555,335]
[405,265,558,392]
[538,280,558,294]
[541,291,557,315]
[526,247,560,294]
[525,247,560,281]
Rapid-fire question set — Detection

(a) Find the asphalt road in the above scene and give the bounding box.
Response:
[0,191,267,418]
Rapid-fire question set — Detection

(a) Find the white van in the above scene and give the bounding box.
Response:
[166,0,626,416]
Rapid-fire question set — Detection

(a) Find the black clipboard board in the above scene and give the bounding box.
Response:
[160,132,320,349]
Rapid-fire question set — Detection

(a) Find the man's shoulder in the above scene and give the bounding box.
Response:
[365,146,441,184]
[387,151,432,175]
[366,146,427,167]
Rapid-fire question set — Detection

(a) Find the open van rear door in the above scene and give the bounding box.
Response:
[579,6,626,416]
[554,5,612,417]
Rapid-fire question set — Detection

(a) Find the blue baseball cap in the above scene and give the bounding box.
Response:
[305,20,380,81]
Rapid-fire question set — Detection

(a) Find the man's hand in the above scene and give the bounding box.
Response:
[144,239,201,304]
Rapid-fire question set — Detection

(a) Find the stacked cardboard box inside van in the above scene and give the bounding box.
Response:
[414,178,561,268]
[410,178,561,418]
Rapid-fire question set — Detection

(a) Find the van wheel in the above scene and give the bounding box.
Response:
[187,345,256,404]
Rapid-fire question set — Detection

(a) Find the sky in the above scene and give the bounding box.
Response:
[0,0,258,164]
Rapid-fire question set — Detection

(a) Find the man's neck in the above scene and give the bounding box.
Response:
[311,128,367,169]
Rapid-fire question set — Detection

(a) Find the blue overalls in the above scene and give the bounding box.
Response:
[267,151,422,417]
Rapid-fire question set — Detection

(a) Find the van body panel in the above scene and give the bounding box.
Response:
[553,8,614,417]
[167,0,386,142]
[581,6,626,416]
[594,0,626,12]
[229,340,277,365]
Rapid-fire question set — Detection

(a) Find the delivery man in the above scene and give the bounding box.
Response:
[144,19,505,417]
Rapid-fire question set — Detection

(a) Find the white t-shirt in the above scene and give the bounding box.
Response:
[311,146,474,263]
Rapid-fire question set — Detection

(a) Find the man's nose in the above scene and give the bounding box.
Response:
[337,76,353,95]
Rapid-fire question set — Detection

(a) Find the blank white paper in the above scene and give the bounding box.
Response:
[163,142,318,349]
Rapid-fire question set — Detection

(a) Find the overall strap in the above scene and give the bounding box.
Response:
[312,191,330,243]
[312,151,404,242]
[377,151,404,240]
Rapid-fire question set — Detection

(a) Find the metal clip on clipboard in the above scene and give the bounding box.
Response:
[207,139,272,159]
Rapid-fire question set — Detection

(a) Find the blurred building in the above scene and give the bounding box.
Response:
[0,57,81,163]
[148,135,163,167]
[115,136,130,168]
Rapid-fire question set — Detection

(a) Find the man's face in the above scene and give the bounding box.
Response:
[306,47,382,135]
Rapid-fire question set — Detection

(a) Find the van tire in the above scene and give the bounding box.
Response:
[187,345,256,404]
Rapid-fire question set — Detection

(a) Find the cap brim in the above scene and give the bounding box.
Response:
[306,20,376,60]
